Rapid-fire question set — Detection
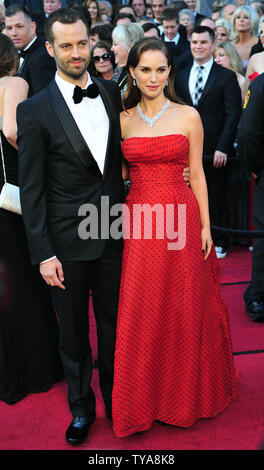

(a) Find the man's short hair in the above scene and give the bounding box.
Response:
[89,23,114,43]
[5,4,33,21]
[44,7,90,44]
[142,22,161,36]
[191,25,215,42]
[113,12,137,24]
[161,7,179,23]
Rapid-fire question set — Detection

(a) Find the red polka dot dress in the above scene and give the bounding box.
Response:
[112,135,238,438]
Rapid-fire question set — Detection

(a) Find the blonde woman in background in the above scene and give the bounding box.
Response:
[230,5,259,73]
[214,41,247,102]
[215,18,231,43]
[179,9,195,40]
[245,16,264,86]
[111,23,144,97]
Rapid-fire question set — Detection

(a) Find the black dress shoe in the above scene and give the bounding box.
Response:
[245,300,264,322]
[65,415,95,445]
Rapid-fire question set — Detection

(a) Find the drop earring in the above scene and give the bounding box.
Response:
[133,78,136,86]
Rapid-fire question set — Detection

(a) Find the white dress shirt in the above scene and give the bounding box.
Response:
[164,33,180,45]
[188,57,214,106]
[55,72,109,174]
[41,72,109,264]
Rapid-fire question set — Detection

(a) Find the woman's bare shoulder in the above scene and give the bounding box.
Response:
[172,102,200,121]
[120,106,137,136]
[250,50,264,62]
[120,106,137,121]
[1,76,28,93]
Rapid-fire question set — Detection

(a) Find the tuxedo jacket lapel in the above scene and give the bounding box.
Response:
[48,79,102,177]
[93,76,115,180]
[183,67,193,106]
[19,38,41,73]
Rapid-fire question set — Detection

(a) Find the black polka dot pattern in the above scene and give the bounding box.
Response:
[112,135,238,438]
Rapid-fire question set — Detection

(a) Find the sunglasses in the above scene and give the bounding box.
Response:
[92,53,111,63]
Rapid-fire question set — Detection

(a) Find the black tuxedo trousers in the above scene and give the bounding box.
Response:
[50,239,122,418]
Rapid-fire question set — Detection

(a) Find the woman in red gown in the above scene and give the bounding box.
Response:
[112,38,238,438]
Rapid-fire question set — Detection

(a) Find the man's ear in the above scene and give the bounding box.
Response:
[46,41,54,58]
[31,20,37,35]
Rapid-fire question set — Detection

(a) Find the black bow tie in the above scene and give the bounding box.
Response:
[18,50,27,59]
[72,83,99,104]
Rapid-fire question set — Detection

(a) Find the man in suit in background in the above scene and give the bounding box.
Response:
[43,0,62,17]
[174,25,241,259]
[160,7,190,58]
[17,8,124,445]
[4,0,47,37]
[185,0,205,24]
[237,74,264,321]
[5,3,56,95]
[152,0,167,29]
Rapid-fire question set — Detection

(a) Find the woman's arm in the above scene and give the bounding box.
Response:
[2,77,28,149]
[245,54,256,91]
[187,107,212,260]
[122,159,129,180]
[120,109,131,181]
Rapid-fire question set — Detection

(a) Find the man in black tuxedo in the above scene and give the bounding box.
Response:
[237,74,264,321]
[43,0,62,17]
[160,7,190,58]
[17,8,125,445]
[5,4,56,96]
[174,26,241,259]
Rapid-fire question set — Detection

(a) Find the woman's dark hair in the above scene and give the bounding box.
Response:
[123,37,181,110]
[83,0,102,21]
[0,33,18,78]
[88,40,115,76]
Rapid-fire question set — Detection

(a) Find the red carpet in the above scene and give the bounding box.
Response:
[1,246,264,451]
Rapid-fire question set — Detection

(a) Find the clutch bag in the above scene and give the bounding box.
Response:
[0,132,21,215]
[0,182,21,215]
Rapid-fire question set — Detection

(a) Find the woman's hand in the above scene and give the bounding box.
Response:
[201,227,213,261]
[182,166,190,185]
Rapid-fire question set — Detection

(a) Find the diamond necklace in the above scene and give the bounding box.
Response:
[136,99,170,128]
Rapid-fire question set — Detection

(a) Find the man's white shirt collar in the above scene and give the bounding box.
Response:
[164,32,180,45]
[192,56,214,74]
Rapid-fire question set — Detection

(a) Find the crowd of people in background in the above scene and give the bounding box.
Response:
[0,0,263,254]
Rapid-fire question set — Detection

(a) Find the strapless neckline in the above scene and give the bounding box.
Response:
[122,134,189,144]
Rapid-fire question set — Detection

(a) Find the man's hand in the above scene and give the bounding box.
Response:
[40,258,65,290]
[213,150,227,168]
[182,166,190,185]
